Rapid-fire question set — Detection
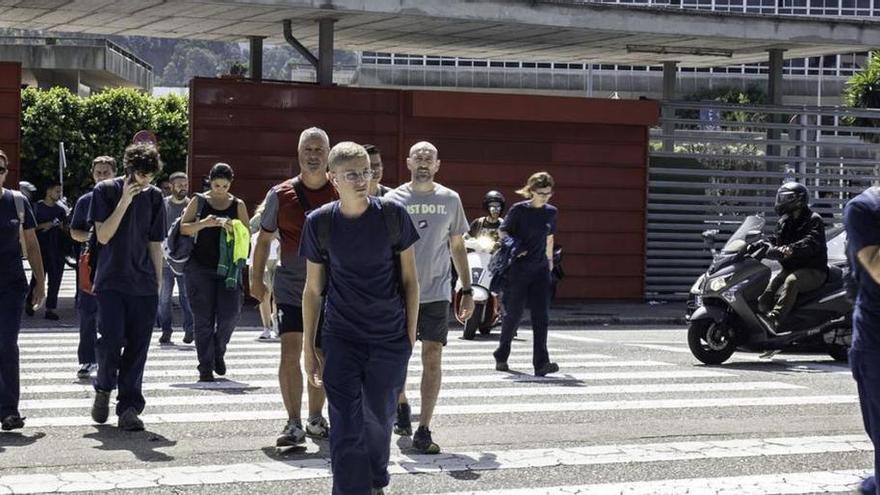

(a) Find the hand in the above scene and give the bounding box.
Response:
[250,278,268,303]
[766,247,784,261]
[458,293,475,321]
[304,346,324,389]
[201,215,225,229]
[31,279,46,310]
[779,246,793,257]
[121,177,142,205]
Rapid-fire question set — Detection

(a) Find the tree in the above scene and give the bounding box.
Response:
[161,45,221,86]
[843,51,880,143]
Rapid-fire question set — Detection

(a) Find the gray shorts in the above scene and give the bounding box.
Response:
[418,301,450,345]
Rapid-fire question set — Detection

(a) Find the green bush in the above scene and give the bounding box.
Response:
[19,87,189,204]
[843,51,880,142]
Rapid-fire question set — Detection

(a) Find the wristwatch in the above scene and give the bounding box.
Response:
[461,288,473,296]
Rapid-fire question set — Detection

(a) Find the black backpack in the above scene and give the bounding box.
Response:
[310,198,403,294]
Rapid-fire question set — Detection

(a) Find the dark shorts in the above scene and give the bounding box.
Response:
[277,303,323,344]
[417,301,450,346]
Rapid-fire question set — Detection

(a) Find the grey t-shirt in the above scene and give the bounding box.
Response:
[386,182,469,303]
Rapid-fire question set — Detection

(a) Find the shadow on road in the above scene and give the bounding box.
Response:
[84,425,176,462]
[0,431,45,453]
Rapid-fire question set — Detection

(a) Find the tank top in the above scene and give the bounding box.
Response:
[192,196,238,269]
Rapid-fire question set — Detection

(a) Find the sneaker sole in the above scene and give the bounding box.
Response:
[276,435,306,447]
[305,430,329,439]
[393,425,412,436]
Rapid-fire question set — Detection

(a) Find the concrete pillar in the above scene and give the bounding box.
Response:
[317,18,336,86]
[767,48,785,160]
[249,36,264,82]
[662,61,678,152]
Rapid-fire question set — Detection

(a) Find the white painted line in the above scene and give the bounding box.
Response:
[19,370,735,395]
[17,341,532,353]
[19,381,803,410]
[546,333,606,344]
[626,343,693,353]
[22,395,856,427]
[0,436,869,493]
[20,360,674,379]
[431,470,869,495]
[17,352,611,367]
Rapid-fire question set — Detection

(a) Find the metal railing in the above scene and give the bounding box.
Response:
[0,36,152,71]
[647,100,880,299]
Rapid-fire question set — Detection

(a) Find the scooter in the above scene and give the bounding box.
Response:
[454,235,502,340]
[686,215,852,365]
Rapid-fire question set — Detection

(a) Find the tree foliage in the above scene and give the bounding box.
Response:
[20,88,189,202]
[843,51,880,142]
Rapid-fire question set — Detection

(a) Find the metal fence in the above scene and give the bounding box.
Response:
[647,100,880,299]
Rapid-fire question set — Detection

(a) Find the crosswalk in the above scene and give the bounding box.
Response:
[0,327,873,494]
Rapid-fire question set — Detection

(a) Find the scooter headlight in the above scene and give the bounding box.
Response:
[721,279,750,303]
[690,274,706,294]
[708,275,731,292]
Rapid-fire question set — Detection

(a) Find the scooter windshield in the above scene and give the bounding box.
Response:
[722,215,765,253]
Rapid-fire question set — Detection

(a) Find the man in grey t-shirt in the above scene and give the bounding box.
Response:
[157,172,193,345]
[385,141,474,455]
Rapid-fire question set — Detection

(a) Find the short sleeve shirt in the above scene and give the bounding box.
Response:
[0,189,36,287]
[845,188,880,352]
[33,200,67,255]
[70,191,93,233]
[88,177,167,296]
[501,201,558,266]
[260,178,337,306]
[299,198,419,343]
[385,183,469,303]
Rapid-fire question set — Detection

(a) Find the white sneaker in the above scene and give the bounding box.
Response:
[257,328,273,341]
[305,416,330,439]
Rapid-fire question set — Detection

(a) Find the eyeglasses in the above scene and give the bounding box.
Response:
[339,168,374,183]
[0,167,6,175]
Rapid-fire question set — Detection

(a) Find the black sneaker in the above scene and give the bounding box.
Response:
[495,361,509,372]
[412,425,441,454]
[182,331,194,344]
[158,332,172,345]
[535,362,559,377]
[1,415,25,431]
[118,408,144,431]
[393,403,412,436]
[24,305,33,317]
[44,310,59,321]
[91,389,111,424]
[77,363,96,380]
[214,356,226,376]
[199,371,215,382]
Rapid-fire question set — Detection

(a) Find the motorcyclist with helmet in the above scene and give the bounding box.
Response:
[757,182,828,332]
[468,190,506,246]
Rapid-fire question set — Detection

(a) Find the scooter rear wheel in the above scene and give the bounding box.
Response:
[688,320,736,365]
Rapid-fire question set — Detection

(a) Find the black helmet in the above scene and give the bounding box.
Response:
[775,182,809,216]
[482,190,506,214]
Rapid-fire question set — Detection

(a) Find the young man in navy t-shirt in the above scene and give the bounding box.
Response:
[88,143,166,431]
[845,187,880,495]
[301,142,420,495]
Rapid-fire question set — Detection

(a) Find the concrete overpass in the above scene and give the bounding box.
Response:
[2,0,880,99]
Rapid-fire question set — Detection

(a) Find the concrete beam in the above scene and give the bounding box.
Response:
[768,48,785,106]
[317,18,336,87]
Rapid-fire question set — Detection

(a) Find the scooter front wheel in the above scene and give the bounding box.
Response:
[687,320,736,365]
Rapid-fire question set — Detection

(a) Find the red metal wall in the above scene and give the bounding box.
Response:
[0,63,21,186]
[189,78,658,300]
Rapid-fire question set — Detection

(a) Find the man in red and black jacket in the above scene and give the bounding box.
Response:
[251,127,338,448]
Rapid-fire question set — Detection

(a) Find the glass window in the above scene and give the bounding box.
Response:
[490,61,503,67]
[505,61,519,68]
[522,62,536,68]
[538,62,552,68]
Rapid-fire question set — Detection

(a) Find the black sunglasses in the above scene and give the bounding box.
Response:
[0,166,7,174]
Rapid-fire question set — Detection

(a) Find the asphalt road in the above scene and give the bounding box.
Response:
[0,324,873,494]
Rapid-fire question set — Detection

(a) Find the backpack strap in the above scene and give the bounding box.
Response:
[379,197,402,253]
[10,190,25,239]
[313,202,335,263]
[291,176,313,213]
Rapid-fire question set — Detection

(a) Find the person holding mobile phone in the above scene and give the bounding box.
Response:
[180,163,249,383]
[88,143,166,431]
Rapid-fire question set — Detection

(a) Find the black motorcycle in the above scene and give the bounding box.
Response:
[686,215,852,365]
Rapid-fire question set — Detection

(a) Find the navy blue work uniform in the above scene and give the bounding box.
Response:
[493,201,558,372]
[28,200,67,310]
[185,197,243,377]
[89,178,166,416]
[845,188,880,495]
[70,191,98,365]
[300,198,419,495]
[0,189,37,418]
